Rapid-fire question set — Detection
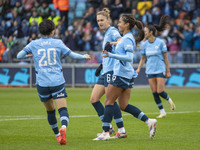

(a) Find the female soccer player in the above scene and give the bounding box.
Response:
[17,19,90,145]
[94,14,157,141]
[136,15,175,118]
[90,8,127,138]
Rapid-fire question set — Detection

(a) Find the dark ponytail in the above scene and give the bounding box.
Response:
[135,20,144,45]
[121,14,144,44]
[154,15,169,32]
[146,15,169,36]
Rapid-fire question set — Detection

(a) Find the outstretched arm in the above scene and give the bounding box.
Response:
[17,50,33,59]
[68,52,90,60]
[102,50,133,62]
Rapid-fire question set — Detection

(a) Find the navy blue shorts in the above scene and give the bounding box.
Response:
[110,75,134,89]
[147,72,166,79]
[36,83,67,102]
[96,74,104,86]
[96,71,113,87]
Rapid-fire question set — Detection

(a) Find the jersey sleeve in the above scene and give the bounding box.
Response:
[139,41,146,55]
[161,40,167,53]
[59,40,72,57]
[23,42,32,54]
[111,29,121,41]
[124,38,134,53]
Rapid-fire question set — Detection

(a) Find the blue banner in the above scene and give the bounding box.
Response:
[0,67,200,87]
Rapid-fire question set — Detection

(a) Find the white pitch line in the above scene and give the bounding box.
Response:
[0,110,199,122]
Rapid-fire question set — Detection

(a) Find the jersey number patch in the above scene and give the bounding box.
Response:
[38,48,56,66]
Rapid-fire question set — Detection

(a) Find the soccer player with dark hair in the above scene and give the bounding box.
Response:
[17,19,90,145]
[94,14,157,141]
[136,15,175,118]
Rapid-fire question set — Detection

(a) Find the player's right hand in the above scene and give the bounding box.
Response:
[135,68,140,74]
[84,54,91,60]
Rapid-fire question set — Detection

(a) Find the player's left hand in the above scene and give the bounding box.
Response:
[27,54,33,57]
[102,50,108,57]
[166,71,171,79]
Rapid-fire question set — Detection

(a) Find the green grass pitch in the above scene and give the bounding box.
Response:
[0,87,200,150]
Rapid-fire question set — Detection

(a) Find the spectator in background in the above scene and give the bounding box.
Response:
[27,32,37,44]
[14,0,24,17]
[181,0,196,20]
[110,0,124,21]
[22,0,34,12]
[98,0,110,11]
[48,11,60,27]
[38,2,51,19]
[29,10,43,26]
[152,7,162,25]
[21,19,29,37]
[194,26,200,50]
[63,26,78,51]
[131,8,140,19]
[160,0,175,18]
[53,0,69,28]
[82,29,93,51]
[12,9,21,27]
[175,23,194,63]
[132,0,139,9]
[92,27,103,51]
[142,9,152,25]
[84,6,97,27]
[167,37,180,63]
[74,25,84,51]
[0,33,6,62]
[194,16,200,28]
[28,21,39,36]
[124,0,132,14]
[54,28,62,39]
[84,22,93,32]
[56,19,65,36]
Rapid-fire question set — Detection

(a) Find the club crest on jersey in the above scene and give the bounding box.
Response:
[155,46,158,49]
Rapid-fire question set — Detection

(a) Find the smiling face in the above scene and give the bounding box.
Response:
[97,15,110,31]
[118,17,127,32]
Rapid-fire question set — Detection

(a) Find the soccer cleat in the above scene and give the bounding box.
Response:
[168,98,176,110]
[59,127,67,145]
[97,127,115,137]
[93,131,110,141]
[147,119,157,139]
[109,127,115,135]
[156,113,166,118]
[114,132,127,138]
[56,135,61,143]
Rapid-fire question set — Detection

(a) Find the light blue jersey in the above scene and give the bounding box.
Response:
[113,32,135,79]
[102,26,121,74]
[141,38,167,74]
[23,37,71,87]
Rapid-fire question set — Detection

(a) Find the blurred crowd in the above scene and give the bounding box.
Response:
[0,0,200,64]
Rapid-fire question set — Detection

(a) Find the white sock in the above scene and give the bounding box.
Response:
[110,124,112,128]
[167,98,172,103]
[62,125,66,128]
[118,127,126,133]
[56,133,60,137]
[160,109,166,114]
